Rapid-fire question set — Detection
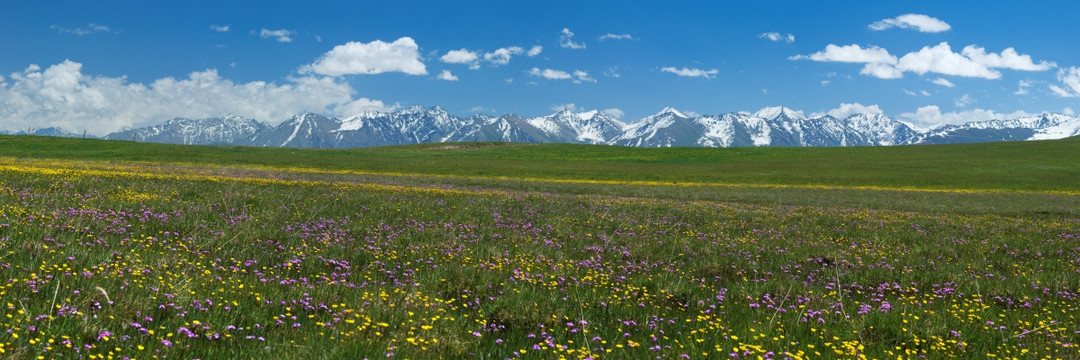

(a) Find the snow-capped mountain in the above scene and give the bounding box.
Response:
[1,127,90,138]
[104,115,268,145]
[915,113,1080,144]
[9,105,1074,149]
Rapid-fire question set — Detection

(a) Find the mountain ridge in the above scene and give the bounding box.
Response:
[9,106,1080,148]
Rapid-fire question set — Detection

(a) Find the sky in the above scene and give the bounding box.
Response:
[3,0,1080,135]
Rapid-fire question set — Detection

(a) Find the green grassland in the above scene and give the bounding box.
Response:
[0,135,1078,359]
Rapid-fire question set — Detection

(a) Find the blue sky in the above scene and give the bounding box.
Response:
[3,0,1080,134]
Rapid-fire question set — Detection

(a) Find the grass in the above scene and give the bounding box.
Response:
[0,136,1078,359]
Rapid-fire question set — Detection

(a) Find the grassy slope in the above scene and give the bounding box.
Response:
[2,135,1079,193]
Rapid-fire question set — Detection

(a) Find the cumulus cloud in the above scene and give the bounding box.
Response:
[930,77,955,87]
[0,60,394,135]
[954,94,976,108]
[598,33,634,41]
[894,42,1001,79]
[827,103,884,119]
[789,44,896,64]
[1064,107,1075,116]
[436,70,458,81]
[50,23,113,36]
[528,67,571,80]
[559,28,586,49]
[1049,66,1080,97]
[961,45,1055,71]
[527,45,543,57]
[899,105,1036,128]
[758,32,795,43]
[794,42,1053,80]
[869,14,951,33]
[210,25,230,32]
[660,67,718,79]
[483,46,524,65]
[301,37,427,76]
[440,48,481,69]
[259,29,295,42]
[601,108,624,119]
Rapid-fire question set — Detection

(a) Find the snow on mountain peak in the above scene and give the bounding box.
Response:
[753,106,804,120]
[577,110,599,120]
[656,107,687,118]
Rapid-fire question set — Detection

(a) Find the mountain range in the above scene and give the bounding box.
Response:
[6,105,1080,148]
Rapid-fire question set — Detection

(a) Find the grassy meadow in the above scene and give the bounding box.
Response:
[0,135,1078,359]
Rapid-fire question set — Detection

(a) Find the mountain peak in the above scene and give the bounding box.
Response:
[656,106,688,118]
[753,106,804,120]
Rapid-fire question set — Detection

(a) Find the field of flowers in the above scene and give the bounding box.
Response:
[1,157,1078,359]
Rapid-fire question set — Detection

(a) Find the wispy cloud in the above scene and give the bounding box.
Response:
[598,33,634,41]
[869,14,951,33]
[661,66,718,79]
[210,25,230,32]
[758,32,794,43]
[1049,67,1080,97]
[559,28,586,49]
[50,23,114,36]
[930,77,955,87]
[259,29,295,43]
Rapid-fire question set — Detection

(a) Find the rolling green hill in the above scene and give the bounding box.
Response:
[3,135,1077,193]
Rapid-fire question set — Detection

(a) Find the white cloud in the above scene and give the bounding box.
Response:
[440,48,479,64]
[661,67,718,79]
[1064,107,1075,116]
[527,45,543,57]
[300,37,427,76]
[598,33,634,41]
[559,28,586,49]
[1015,79,1033,95]
[903,89,917,96]
[551,103,580,112]
[604,66,621,78]
[920,90,931,96]
[954,94,976,108]
[0,60,394,135]
[820,80,830,86]
[869,14,951,33]
[528,67,571,80]
[894,43,999,79]
[259,29,295,43]
[796,42,1053,80]
[440,48,481,69]
[601,108,624,119]
[789,44,896,64]
[210,25,230,32]
[1049,66,1080,97]
[930,77,955,87]
[573,70,596,83]
[334,98,398,117]
[436,70,458,81]
[483,46,524,65]
[961,45,1055,71]
[859,62,903,79]
[899,105,1036,128]
[50,23,113,36]
[827,103,883,119]
[758,32,794,43]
